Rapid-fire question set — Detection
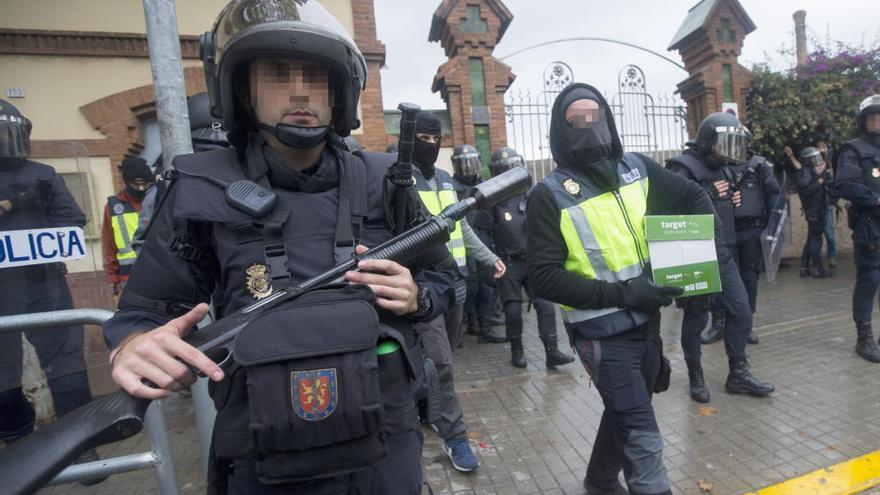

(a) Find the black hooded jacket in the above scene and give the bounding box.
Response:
[526,83,727,311]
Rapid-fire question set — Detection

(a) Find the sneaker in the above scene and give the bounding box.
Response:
[442,436,480,472]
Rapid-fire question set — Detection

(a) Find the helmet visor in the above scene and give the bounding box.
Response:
[0,116,31,159]
[453,151,481,178]
[801,149,823,169]
[712,126,749,165]
[490,155,524,176]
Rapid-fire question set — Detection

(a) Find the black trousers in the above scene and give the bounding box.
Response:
[801,220,826,270]
[853,224,880,323]
[464,256,495,321]
[680,257,751,362]
[574,334,671,495]
[498,259,558,342]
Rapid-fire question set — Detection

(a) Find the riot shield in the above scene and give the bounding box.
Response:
[761,170,788,283]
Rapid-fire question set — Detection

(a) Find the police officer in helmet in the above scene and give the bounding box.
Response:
[792,146,834,278]
[103,1,456,492]
[667,112,775,404]
[489,146,574,370]
[451,144,506,343]
[835,94,880,363]
[0,98,104,483]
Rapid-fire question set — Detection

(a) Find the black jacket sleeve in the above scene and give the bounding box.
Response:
[836,148,879,207]
[762,163,781,213]
[102,180,218,349]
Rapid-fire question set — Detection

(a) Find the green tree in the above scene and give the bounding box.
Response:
[746,42,880,169]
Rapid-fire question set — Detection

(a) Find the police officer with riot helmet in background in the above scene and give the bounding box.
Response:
[450,144,504,342]
[0,98,104,483]
[790,146,834,278]
[667,112,775,404]
[104,1,457,492]
[717,145,781,345]
[409,116,504,471]
[489,146,574,370]
[835,94,880,363]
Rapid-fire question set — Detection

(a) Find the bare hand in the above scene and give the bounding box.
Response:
[0,200,12,217]
[110,303,224,399]
[493,259,507,278]
[713,180,730,198]
[345,245,418,316]
[783,146,793,158]
[732,190,742,207]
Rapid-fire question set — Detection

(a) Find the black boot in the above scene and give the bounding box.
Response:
[584,476,628,495]
[725,358,775,397]
[477,321,507,344]
[510,338,527,368]
[855,322,880,363]
[701,309,725,344]
[543,339,574,369]
[812,266,833,278]
[76,449,109,486]
[465,312,480,336]
[799,265,810,277]
[747,331,759,345]
[685,359,710,403]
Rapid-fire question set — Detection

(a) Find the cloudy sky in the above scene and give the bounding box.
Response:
[374,0,879,111]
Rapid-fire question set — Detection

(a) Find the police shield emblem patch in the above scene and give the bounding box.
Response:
[291,368,338,421]
[563,178,581,196]
[245,263,273,300]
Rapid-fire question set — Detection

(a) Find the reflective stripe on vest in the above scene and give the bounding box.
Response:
[108,196,139,266]
[545,155,650,328]
[418,188,466,267]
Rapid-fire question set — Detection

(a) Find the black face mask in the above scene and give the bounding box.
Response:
[126,185,148,201]
[562,121,618,189]
[257,122,329,150]
[413,139,440,179]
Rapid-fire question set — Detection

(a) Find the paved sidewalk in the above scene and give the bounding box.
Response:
[35,255,880,494]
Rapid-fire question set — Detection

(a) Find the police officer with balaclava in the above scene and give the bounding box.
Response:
[667,112,775,404]
[409,111,504,471]
[490,146,574,370]
[450,144,503,342]
[526,82,732,495]
[0,98,104,483]
[103,1,457,492]
[721,145,781,344]
[835,94,880,363]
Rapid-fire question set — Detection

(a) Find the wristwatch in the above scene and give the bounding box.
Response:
[409,284,433,319]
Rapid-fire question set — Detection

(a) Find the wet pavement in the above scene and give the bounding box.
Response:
[36,254,880,494]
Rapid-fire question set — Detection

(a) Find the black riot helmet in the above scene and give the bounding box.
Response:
[695,112,750,168]
[857,94,880,137]
[799,146,824,169]
[187,92,229,150]
[452,144,481,180]
[200,0,367,146]
[490,146,525,177]
[0,99,32,160]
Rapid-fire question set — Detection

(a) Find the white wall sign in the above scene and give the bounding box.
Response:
[5,88,25,98]
[0,227,87,268]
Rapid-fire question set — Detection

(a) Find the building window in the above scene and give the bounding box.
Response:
[717,19,736,43]
[722,64,734,102]
[473,125,491,178]
[59,172,98,237]
[462,5,487,34]
[469,58,487,107]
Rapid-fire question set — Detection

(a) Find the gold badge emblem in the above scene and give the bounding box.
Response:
[873,168,880,178]
[504,211,513,221]
[245,263,273,300]
[563,178,581,196]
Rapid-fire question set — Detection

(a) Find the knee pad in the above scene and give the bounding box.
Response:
[0,387,35,442]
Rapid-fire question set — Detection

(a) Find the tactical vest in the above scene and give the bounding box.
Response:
[668,152,737,245]
[168,146,423,482]
[843,138,880,196]
[543,153,652,339]
[107,196,139,275]
[729,155,768,222]
[493,193,528,259]
[414,169,466,268]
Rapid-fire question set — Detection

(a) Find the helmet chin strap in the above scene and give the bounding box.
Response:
[257,122,329,149]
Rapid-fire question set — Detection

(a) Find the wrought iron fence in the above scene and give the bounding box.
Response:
[504,62,688,182]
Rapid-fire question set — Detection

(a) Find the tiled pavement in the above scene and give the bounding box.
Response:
[35,254,880,494]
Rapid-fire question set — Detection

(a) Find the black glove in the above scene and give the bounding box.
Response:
[618,272,683,312]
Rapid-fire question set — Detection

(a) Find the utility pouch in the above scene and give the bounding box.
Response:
[233,284,386,484]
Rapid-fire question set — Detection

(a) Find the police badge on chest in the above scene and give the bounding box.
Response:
[245,263,273,299]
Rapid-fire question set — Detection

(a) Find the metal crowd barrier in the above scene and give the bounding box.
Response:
[0,308,193,494]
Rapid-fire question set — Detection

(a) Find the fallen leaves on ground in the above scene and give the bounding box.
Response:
[697,478,713,493]
[698,406,719,417]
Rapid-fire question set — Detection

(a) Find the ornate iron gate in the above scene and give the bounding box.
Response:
[504,62,688,182]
